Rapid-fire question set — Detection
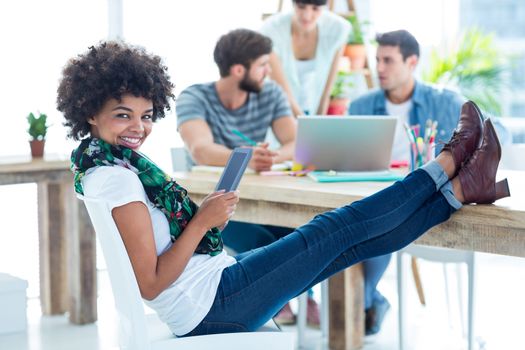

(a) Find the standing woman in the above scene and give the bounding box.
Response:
[261,0,350,116]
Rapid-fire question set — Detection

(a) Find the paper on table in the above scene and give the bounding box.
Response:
[270,161,293,171]
[191,161,293,174]
[191,165,254,174]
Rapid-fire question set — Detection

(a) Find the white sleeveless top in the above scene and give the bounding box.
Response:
[295,58,317,115]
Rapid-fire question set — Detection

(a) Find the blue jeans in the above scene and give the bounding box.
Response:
[221,222,293,253]
[224,210,391,307]
[221,222,317,298]
[183,166,458,336]
[364,254,392,309]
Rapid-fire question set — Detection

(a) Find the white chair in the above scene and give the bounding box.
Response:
[79,195,295,350]
[296,282,329,347]
[500,144,525,170]
[397,245,475,350]
[171,147,190,172]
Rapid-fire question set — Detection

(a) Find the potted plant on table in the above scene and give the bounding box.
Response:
[344,14,368,70]
[27,112,49,158]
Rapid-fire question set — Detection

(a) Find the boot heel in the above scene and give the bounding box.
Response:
[495,179,510,200]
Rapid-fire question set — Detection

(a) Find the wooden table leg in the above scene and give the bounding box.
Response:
[37,180,97,324]
[329,264,364,350]
[65,184,97,324]
[411,257,426,306]
[38,182,68,315]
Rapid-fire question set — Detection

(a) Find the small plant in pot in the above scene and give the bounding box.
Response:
[27,112,49,158]
[328,71,355,115]
[344,14,368,70]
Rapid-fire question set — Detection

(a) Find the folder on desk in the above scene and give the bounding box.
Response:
[191,161,292,174]
[308,170,405,183]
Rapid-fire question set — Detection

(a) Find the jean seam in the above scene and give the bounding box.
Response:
[305,247,359,292]
[202,320,248,332]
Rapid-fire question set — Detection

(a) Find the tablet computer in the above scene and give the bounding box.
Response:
[215,148,253,192]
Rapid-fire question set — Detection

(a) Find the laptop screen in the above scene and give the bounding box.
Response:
[294,115,397,171]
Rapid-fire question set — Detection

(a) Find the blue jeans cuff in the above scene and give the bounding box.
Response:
[420,160,448,190]
[440,181,463,210]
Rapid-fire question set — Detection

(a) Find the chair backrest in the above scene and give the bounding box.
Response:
[79,195,295,350]
[401,244,474,264]
[79,195,152,350]
[171,147,191,172]
[500,144,525,170]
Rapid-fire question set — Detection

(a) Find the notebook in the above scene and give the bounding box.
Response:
[294,115,397,172]
[307,170,405,183]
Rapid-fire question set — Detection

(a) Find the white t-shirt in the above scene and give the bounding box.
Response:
[82,166,236,336]
[295,58,317,115]
[386,99,413,161]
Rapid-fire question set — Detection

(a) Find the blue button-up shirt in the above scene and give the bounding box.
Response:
[349,81,465,154]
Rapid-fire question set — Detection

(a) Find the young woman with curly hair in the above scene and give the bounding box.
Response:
[58,40,509,337]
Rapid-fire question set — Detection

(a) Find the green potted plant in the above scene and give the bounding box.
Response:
[344,14,368,70]
[422,28,508,116]
[27,112,49,158]
[328,71,355,115]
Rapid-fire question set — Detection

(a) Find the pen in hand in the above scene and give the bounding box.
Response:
[232,129,257,146]
[231,129,279,171]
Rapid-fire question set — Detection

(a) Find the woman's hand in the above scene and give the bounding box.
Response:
[193,190,239,232]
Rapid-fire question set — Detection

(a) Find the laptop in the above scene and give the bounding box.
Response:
[294,115,397,172]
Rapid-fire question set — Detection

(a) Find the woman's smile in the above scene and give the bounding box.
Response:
[88,94,153,151]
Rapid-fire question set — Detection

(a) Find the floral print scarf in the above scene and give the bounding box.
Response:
[71,137,223,256]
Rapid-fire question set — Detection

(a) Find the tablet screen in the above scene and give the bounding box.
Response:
[215,148,252,192]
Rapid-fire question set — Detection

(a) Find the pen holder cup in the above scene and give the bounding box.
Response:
[410,142,435,171]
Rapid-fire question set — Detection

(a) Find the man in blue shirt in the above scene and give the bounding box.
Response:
[348,29,464,336]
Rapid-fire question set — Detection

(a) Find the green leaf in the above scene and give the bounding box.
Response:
[330,71,356,98]
[27,112,49,140]
[138,171,166,187]
[422,27,508,116]
[346,14,368,45]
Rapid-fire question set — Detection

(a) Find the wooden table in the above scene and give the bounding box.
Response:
[0,156,96,325]
[175,170,525,350]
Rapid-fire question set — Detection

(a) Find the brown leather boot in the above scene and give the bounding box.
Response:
[458,119,510,204]
[440,101,485,177]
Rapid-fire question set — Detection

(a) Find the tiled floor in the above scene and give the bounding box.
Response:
[1,184,525,350]
[1,252,525,350]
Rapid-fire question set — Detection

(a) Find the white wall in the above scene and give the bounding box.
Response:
[0,0,272,169]
[0,0,107,159]
[0,0,466,169]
